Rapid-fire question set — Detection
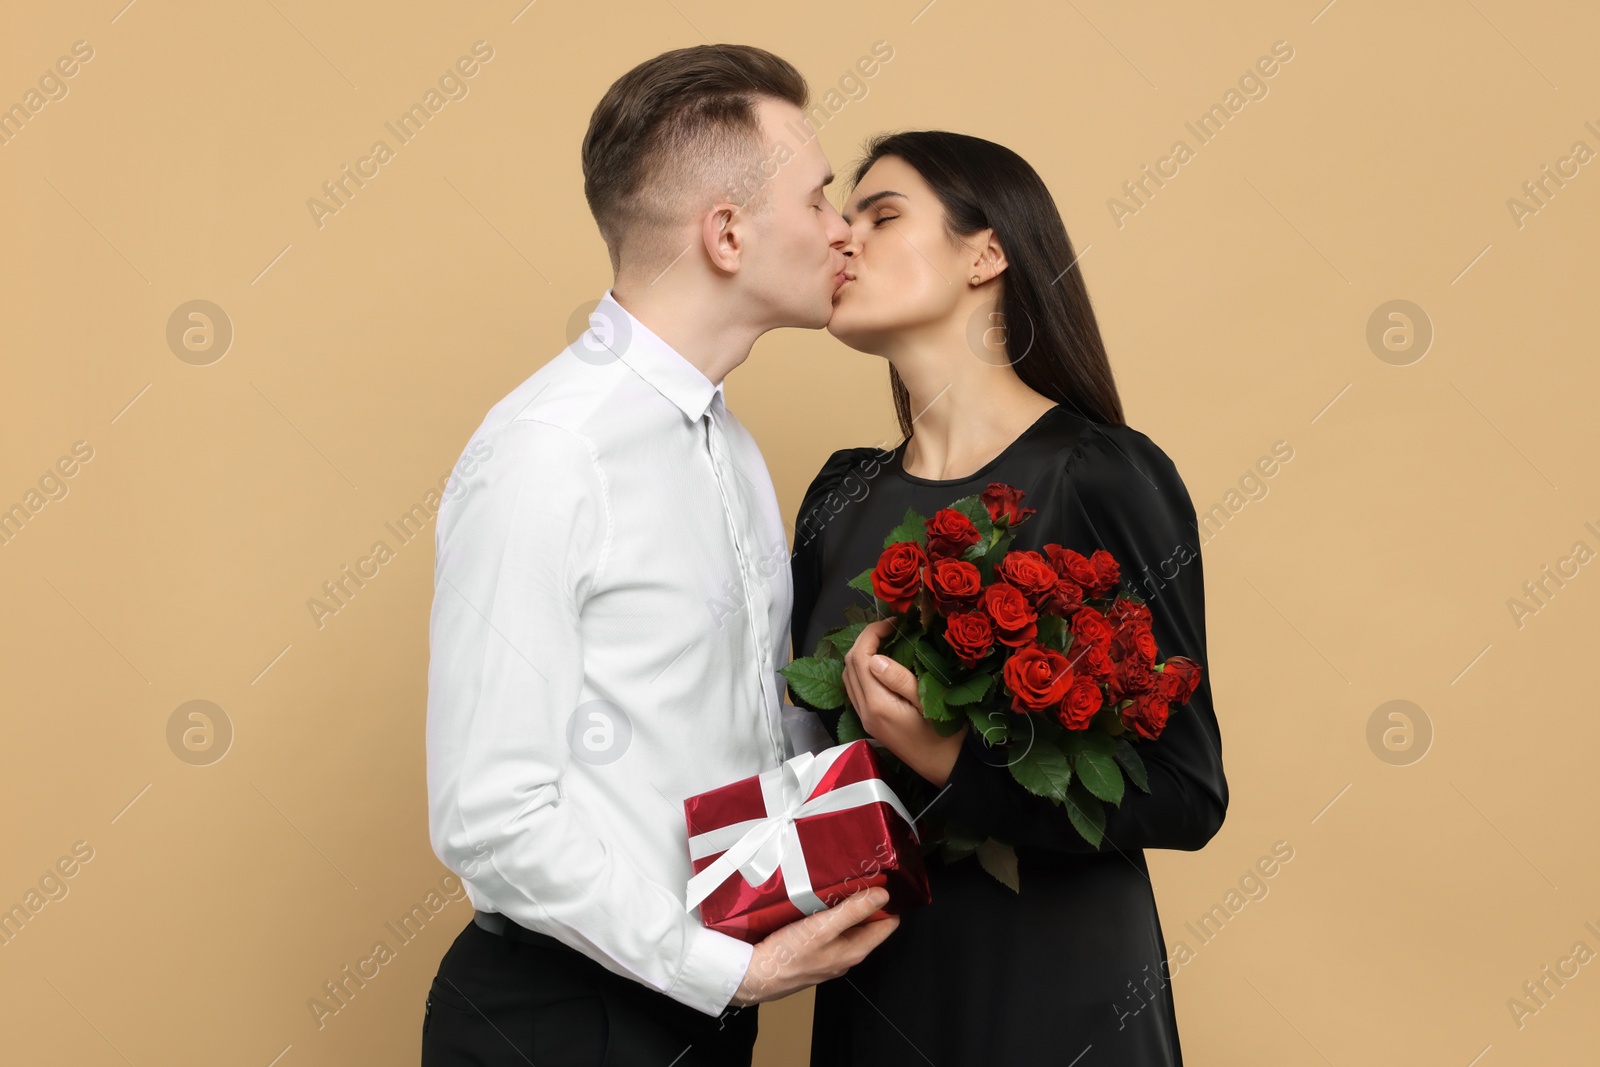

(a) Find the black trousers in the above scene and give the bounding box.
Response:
[420,918,759,1066]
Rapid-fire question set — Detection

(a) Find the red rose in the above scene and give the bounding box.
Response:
[981,483,1037,527]
[981,582,1038,647]
[943,611,995,667]
[1131,626,1159,667]
[871,541,927,614]
[1087,549,1121,596]
[1158,656,1203,705]
[1070,607,1115,651]
[1002,643,1074,713]
[1057,677,1103,731]
[1045,544,1099,590]
[1109,596,1152,627]
[1069,640,1115,680]
[1123,691,1170,740]
[1108,659,1157,703]
[997,550,1059,608]
[1112,620,1159,668]
[1039,575,1083,616]
[925,508,981,558]
[925,557,983,613]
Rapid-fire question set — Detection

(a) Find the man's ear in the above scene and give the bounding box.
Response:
[701,202,744,274]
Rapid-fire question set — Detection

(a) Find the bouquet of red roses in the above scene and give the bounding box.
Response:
[780,482,1202,889]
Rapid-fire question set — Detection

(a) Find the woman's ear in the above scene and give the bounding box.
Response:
[972,227,1008,283]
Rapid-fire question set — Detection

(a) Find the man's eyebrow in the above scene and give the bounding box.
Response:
[842,190,905,223]
[812,172,835,194]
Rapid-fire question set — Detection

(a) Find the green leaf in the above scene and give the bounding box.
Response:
[1007,742,1072,802]
[847,567,876,598]
[1064,778,1107,849]
[1036,613,1067,651]
[835,705,868,743]
[931,815,982,863]
[917,670,952,722]
[1071,732,1124,806]
[943,672,993,707]
[943,820,986,852]
[911,635,956,684]
[889,634,918,672]
[1114,737,1151,793]
[778,656,846,710]
[983,535,1008,572]
[966,705,1009,746]
[976,838,1021,893]
[825,621,868,656]
[842,602,878,626]
[883,507,928,549]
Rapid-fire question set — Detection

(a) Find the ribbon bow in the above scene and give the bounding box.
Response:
[684,741,920,916]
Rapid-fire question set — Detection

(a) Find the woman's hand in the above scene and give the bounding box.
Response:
[843,619,969,788]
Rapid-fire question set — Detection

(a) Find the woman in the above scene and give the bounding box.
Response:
[788,131,1229,1066]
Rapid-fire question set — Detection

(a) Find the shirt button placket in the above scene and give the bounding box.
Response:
[703,402,784,762]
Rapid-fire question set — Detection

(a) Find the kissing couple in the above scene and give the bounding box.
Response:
[422,42,1227,1067]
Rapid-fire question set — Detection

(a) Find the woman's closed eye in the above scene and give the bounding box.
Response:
[873,215,897,227]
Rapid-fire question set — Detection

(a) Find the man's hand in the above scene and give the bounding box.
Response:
[728,886,899,1006]
[843,619,968,787]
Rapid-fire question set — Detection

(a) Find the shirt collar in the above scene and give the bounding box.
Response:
[594,289,725,423]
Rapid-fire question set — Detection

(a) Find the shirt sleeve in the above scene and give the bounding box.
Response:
[930,425,1229,854]
[426,418,753,1017]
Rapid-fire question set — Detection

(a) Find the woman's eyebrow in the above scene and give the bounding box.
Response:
[843,189,906,223]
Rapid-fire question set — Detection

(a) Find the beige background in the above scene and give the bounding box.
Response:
[2,0,1597,1063]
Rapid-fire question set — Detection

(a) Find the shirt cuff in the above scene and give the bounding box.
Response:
[667,924,755,1016]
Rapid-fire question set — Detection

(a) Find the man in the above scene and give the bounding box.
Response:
[421,44,896,1066]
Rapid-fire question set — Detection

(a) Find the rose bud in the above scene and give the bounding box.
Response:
[981,482,1037,527]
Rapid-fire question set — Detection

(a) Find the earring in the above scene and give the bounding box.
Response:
[970,274,981,285]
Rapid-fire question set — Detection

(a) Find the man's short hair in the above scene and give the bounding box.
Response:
[581,44,808,276]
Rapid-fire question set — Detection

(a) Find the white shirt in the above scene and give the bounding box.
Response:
[426,289,803,1016]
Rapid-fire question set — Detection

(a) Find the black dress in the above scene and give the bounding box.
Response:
[788,405,1228,1067]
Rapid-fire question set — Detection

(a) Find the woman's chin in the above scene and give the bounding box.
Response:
[825,315,883,354]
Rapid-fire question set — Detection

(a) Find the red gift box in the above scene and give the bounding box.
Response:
[682,739,931,944]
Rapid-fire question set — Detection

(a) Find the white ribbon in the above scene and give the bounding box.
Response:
[684,740,920,916]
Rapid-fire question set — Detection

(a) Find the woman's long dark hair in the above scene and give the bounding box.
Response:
[845,130,1124,438]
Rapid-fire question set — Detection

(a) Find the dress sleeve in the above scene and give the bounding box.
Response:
[786,448,868,741]
[930,425,1229,853]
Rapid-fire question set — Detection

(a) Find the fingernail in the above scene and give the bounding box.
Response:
[871,657,889,674]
